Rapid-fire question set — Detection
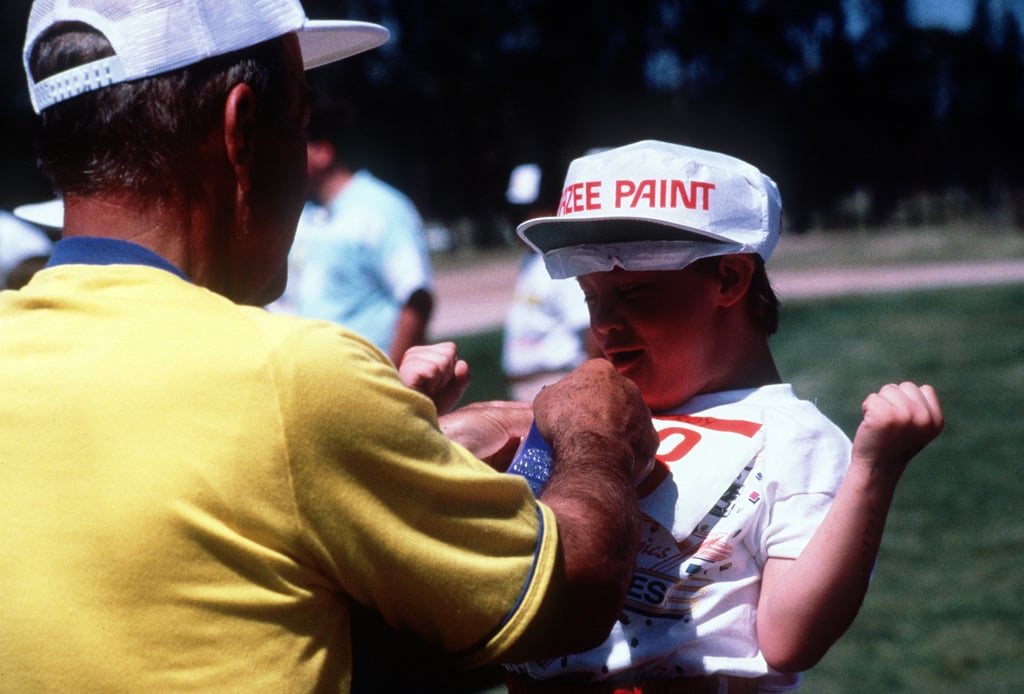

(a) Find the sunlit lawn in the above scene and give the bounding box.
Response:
[444,281,1024,693]
[778,284,1024,694]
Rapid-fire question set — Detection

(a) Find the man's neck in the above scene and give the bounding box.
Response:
[62,193,220,286]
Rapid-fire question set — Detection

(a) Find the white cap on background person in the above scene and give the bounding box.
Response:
[13,198,64,231]
[518,140,782,279]
[0,209,53,282]
[506,163,543,206]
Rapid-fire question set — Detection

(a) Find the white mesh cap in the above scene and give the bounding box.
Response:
[24,0,389,113]
[518,140,783,279]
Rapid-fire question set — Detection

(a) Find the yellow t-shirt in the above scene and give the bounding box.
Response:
[0,252,556,692]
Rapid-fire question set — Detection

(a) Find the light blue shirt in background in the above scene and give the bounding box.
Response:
[273,171,432,354]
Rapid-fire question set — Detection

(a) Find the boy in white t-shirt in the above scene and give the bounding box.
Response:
[502,140,944,692]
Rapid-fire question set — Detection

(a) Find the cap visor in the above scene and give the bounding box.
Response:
[298,20,389,70]
[13,199,64,230]
[518,216,727,254]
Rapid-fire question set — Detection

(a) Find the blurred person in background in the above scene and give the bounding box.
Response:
[1,206,52,289]
[270,97,434,365]
[502,162,601,401]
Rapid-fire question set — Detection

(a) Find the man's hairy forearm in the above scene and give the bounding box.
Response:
[544,433,641,562]
[536,434,641,653]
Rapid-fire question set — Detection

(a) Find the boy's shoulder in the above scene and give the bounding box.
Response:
[676,383,852,455]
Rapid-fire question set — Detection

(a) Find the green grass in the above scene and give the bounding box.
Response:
[441,281,1024,693]
[444,328,509,403]
[766,223,1024,270]
[779,284,1024,694]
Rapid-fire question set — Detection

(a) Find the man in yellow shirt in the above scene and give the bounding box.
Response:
[0,1,658,691]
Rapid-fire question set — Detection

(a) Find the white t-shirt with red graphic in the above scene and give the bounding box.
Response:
[506,384,852,692]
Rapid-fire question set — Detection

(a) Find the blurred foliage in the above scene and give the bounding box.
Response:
[4,1,1024,243]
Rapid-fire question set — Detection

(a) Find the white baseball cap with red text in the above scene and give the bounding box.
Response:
[517,140,782,279]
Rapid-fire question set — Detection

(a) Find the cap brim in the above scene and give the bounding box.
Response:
[518,216,730,254]
[13,199,64,230]
[298,20,389,70]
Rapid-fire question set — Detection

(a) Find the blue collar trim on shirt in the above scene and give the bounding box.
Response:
[46,237,190,281]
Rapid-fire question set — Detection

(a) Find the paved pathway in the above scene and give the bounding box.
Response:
[430,257,1024,338]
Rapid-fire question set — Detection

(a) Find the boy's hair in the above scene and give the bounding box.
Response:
[29,22,292,200]
[693,255,780,336]
[747,256,780,336]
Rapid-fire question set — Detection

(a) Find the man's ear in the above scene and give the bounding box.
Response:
[714,254,756,308]
[223,83,257,192]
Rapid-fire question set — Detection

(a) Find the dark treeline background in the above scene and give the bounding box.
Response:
[3,0,1023,247]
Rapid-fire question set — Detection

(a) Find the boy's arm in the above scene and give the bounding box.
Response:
[397,341,471,414]
[757,382,944,672]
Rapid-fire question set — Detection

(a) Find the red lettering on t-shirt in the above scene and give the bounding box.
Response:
[657,426,703,462]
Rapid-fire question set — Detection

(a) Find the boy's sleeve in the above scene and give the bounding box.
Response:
[758,411,852,560]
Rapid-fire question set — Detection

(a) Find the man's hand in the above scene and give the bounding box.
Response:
[498,359,658,661]
[852,382,944,476]
[534,359,658,481]
[439,400,534,471]
[397,342,471,415]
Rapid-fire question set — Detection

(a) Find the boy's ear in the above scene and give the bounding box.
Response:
[714,254,756,308]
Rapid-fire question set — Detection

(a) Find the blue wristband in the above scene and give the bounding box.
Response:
[506,421,554,497]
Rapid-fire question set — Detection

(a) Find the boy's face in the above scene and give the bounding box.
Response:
[578,265,723,412]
